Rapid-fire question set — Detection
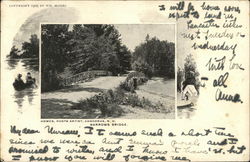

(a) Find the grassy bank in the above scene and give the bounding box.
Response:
[71,84,174,118]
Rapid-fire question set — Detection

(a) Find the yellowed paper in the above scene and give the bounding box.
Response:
[1,1,249,161]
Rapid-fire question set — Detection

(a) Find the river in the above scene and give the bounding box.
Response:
[135,77,175,117]
[2,59,39,113]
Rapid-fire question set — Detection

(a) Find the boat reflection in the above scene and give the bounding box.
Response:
[5,58,39,110]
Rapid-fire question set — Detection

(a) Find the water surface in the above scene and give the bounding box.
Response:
[4,58,39,112]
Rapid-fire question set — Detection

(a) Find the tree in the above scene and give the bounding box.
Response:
[68,24,131,75]
[41,24,132,92]
[21,34,39,58]
[132,35,175,78]
[41,24,70,92]
[183,54,200,92]
[7,46,20,59]
[117,45,131,72]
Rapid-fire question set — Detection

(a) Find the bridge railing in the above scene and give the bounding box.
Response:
[60,70,112,87]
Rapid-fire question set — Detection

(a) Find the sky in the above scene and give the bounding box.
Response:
[114,24,175,51]
[7,7,175,57]
[13,22,175,53]
[12,8,79,50]
[68,24,175,52]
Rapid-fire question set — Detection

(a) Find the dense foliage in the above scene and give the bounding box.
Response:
[184,54,200,92]
[7,46,20,59]
[41,24,70,92]
[41,24,132,92]
[68,25,131,75]
[22,34,39,58]
[72,87,173,118]
[7,34,39,59]
[177,54,200,92]
[131,35,175,78]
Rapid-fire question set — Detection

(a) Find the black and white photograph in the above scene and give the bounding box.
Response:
[5,28,39,110]
[3,7,79,112]
[41,24,176,119]
[1,1,249,161]
[177,54,200,119]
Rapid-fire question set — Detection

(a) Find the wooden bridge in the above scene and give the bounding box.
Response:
[60,70,112,87]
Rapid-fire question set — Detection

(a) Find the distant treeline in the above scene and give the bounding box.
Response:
[41,24,175,92]
[7,34,39,59]
[177,54,200,93]
[132,35,175,78]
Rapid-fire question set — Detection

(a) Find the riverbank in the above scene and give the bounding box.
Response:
[41,77,175,119]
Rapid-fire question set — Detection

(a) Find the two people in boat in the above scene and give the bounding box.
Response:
[13,72,37,91]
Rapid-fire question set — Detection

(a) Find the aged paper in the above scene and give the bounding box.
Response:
[1,0,249,161]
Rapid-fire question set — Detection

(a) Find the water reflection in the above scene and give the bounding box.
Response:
[6,59,19,70]
[13,88,37,108]
[5,58,39,110]
[6,58,39,71]
[21,59,39,71]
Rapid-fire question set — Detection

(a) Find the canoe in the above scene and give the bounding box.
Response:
[177,102,194,109]
[13,82,36,91]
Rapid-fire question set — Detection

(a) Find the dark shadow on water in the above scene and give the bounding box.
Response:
[21,59,39,71]
[6,58,39,110]
[6,59,19,70]
[44,98,75,105]
[53,86,104,93]
[13,88,37,108]
[41,98,101,119]
[6,58,39,71]
[41,98,125,119]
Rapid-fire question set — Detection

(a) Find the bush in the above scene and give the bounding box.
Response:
[124,94,142,107]
[119,72,148,92]
[72,89,126,117]
[100,103,124,118]
[72,85,172,118]
[119,81,130,91]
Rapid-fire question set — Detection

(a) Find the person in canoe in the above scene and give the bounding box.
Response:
[13,72,37,91]
[25,72,37,88]
[13,74,26,91]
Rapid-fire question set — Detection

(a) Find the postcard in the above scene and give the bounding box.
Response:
[1,0,249,161]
